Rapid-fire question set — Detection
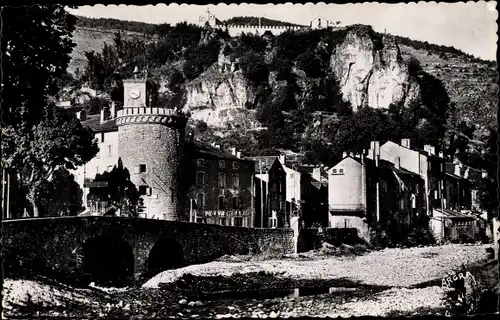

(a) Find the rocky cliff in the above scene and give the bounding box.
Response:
[330,26,420,111]
[182,68,259,129]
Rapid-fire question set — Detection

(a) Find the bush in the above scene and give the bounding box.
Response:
[400,227,436,247]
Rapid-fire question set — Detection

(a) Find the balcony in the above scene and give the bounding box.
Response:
[329,204,366,214]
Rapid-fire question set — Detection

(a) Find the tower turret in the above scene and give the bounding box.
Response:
[116,70,189,220]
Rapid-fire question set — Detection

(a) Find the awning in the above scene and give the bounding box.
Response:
[433,208,476,220]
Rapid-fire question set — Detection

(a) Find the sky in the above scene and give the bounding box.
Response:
[67,2,498,61]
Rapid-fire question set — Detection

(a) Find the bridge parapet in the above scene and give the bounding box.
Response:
[3,217,294,285]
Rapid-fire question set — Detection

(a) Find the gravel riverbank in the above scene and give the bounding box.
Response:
[144,244,490,288]
[2,244,493,318]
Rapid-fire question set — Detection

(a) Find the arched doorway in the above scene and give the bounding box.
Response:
[147,238,184,276]
[82,235,134,287]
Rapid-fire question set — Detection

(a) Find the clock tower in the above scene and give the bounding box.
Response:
[123,77,150,108]
[116,70,190,221]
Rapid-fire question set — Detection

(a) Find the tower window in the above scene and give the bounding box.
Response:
[139,186,148,195]
[139,164,147,173]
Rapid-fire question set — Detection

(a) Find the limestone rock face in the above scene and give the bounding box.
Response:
[330,26,420,111]
[182,70,258,129]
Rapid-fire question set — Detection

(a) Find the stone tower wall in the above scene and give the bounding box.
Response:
[117,108,188,220]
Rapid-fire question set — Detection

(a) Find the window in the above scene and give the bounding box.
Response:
[332,169,337,174]
[232,197,238,210]
[339,169,344,174]
[101,132,105,143]
[238,197,243,209]
[139,164,147,173]
[218,173,226,188]
[196,171,206,186]
[139,186,148,195]
[400,199,405,210]
[219,218,226,226]
[232,174,240,188]
[219,160,225,169]
[196,217,207,224]
[197,193,205,209]
[197,159,205,167]
[218,196,225,210]
[232,162,239,170]
[234,217,243,227]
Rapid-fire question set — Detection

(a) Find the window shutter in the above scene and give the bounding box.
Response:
[148,187,153,196]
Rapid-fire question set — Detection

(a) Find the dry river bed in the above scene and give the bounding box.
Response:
[2,244,494,318]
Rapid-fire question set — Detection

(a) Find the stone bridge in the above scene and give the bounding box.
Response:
[2,217,294,286]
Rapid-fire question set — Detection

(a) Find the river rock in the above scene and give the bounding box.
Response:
[179,299,188,305]
[269,311,280,318]
[188,301,196,307]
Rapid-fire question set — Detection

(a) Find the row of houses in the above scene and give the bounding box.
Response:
[70,74,488,244]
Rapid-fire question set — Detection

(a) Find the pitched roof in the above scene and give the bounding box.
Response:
[245,156,281,173]
[80,115,118,133]
[188,141,252,162]
[433,208,477,220]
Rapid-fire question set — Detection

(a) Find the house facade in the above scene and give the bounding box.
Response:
[283,164,328,228]
[328,147,425,243]
[246,156,287,228]
[185,144,255,227]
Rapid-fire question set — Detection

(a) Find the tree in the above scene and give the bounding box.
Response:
[2,105,98,217]
[477,127,498,221]
[88,158,140,216]
[2,5,76,128]
[38,168,84,216]
[2,5,99,217]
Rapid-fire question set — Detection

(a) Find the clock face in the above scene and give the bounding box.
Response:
[129,89,141,99]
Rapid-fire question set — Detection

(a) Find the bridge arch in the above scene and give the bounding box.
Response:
[82,234,134,287]
[147,238,184,276]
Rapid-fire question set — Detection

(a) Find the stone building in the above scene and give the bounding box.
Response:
[246,156,287,228]
[283,163,328,228]
[72,72,255,223]
[185,144,255,227]
[327,148,425,243]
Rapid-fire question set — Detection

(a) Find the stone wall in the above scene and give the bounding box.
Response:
[2,217,294,283]
[297,227,361,253]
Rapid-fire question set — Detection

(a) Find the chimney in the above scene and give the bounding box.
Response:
[423,145,435,156]
[100,108,105,124]
[110,102,116,119]
[279,155,285,164]
[312,167,321,181]
[236,151,242,159]
[395,156,400,169]
[342,152,347,158]
[481,169,488,178]
[401,139,410,148]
